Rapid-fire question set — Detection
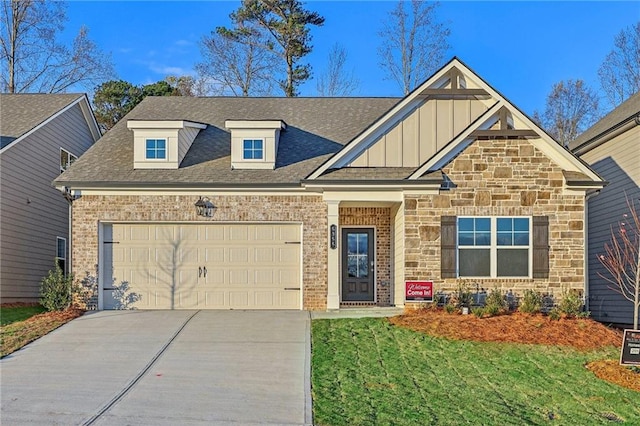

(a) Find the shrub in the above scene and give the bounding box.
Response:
[444,303,456,314]
[40,262,74,311]
[519,289,543,314]
[453,281,474,308]
[548,307,561,321]
[558,288,584,317]
[472,307,485,318]
[484,288,507,317]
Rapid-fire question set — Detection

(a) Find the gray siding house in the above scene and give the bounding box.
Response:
[571,92,640,326]
[0,94,101,303]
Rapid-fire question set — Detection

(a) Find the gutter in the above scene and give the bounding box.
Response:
[572,112,640,155]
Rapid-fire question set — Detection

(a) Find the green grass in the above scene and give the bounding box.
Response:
[311,318,640,426]
[0,305,46,326]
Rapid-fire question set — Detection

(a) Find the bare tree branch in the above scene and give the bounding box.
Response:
[598,196,640,329]
[598,22,640,108]
[378,0,450,95]
[316,43,359,97]
[0,0,114,94]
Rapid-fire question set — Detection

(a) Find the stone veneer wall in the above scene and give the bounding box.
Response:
[404,139,586,297]
[72,194,328,310]
[339,207,392,306]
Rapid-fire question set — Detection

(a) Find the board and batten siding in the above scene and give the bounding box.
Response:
[349,98,489,167]
[0,103,95,302]
[580,125,640,326]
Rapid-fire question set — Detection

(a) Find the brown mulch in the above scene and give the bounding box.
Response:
[390,308,639,393]
[390,308,622,350]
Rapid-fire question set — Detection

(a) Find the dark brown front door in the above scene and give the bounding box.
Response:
[342,228,374,302]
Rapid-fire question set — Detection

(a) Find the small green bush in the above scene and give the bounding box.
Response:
[519,289,543,314]
[444,303,456,314]
[548,307,561,321]
[484,288,507,316]
[472,307,485,318]
[453,281,474,308]
[40,262,74,311]
[558,289,584,317]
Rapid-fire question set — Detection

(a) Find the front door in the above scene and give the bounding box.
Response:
[342,228,375,302]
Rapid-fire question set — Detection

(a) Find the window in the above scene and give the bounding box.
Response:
[457,217,531,277]
[145,139,166,159]
[60,148,77,173]
[243,139,264,160]
[56,237,67,274]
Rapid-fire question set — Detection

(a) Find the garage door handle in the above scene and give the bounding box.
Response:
[198,266,202,278]
[203,266,207,278]
[284,287,300,291]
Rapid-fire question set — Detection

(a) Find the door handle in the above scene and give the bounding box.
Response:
[198,266,202,278]
[203,266,207,278]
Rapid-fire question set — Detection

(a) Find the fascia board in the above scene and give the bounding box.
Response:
[126,120,207,130]
[508,107,605,182]
[0,95,85,155]
[225,120,286,130]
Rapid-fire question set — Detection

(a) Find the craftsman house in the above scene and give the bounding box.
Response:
[55,58,605,310]
[570,92,640,326]
[1,94,101,303]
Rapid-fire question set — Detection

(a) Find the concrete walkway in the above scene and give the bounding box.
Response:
[0,310,311,425]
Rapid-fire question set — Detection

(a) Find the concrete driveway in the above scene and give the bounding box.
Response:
[0,310,312,425]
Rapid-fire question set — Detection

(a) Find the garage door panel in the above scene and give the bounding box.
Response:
[254,269,274,285]
[107,223,301,310]
[229,248,249,263]
[229,269,248,285]
[229,291,249,307]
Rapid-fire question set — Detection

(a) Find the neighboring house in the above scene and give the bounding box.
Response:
[55,58,605,311]
[570,92,640,326]
[0,94,101,303]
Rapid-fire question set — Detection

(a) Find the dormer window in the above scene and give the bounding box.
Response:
[225,120,286,170]
[146,139,167,160]
[243,139,264,160]
[127,120,206,169]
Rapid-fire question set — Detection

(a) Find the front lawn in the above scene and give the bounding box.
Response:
[312,317,639,425]
[0,304,46,326]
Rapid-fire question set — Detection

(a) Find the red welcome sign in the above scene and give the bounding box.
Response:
[405,281,433,302]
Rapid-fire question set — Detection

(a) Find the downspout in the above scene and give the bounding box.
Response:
[583,190,600,312]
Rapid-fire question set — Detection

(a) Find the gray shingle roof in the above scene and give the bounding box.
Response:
[570,91,640,150]
[56,96,401,186]
[0,93,84,149]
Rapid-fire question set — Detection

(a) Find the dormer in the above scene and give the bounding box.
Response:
[128,120,207,169]
[225,120,286,170]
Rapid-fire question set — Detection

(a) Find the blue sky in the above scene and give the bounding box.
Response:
[63,1,639,115]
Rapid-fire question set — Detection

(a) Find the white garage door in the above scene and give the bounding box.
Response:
[103,223,302,310]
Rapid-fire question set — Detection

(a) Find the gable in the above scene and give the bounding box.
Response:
[308,58,604,188]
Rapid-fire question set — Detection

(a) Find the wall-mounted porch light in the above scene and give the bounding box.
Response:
[195,196,215,217]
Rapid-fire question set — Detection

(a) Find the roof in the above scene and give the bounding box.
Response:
[55,96,400,187]
[0,94,85,149]
[570,91,640,150]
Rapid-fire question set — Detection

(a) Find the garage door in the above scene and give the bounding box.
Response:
[103,223,302,310]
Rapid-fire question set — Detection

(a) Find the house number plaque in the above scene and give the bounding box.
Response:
[330,224,337,249]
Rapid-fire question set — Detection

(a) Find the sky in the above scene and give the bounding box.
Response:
[62,1,640,116]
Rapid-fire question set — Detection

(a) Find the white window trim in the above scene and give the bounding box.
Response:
[60,148,78,173]
[242,138,265,161]
[145,138,168,161]
[56,236,67,273]
[457,216,532,279]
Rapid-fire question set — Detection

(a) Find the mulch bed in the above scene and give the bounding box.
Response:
[390,308,639,392]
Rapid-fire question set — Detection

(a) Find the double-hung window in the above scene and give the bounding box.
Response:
[243,139,264,160]
[145,139,166,159]
[457,217,531,277]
